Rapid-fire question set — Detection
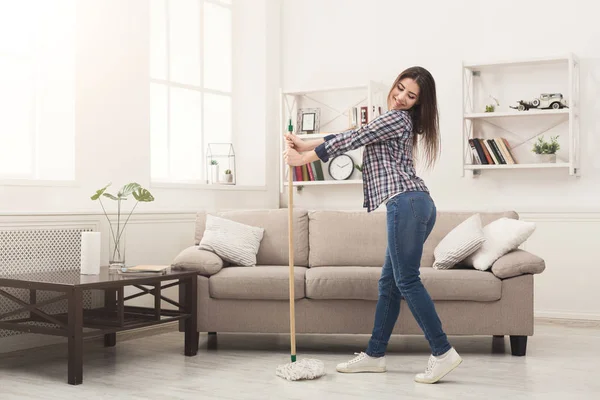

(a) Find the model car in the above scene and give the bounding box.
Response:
[510,93,568,111]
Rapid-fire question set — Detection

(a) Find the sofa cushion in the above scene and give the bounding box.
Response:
[171,246,225,276]
[422,211,519,268]
[308,211,387,267]
[491,249,546,279]
[433,213,485,270]
[195,209,309,267]
[209,266,306,300]
[305,266,501,302]
[463,217,536,271]
[199,214,265,266]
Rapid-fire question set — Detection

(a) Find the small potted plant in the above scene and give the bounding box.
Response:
[224,169,233,183]
[532,135,560,163]
[485,95,499,113]
[210,160,219,184]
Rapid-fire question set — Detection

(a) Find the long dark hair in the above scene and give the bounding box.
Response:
[387,66,440,169]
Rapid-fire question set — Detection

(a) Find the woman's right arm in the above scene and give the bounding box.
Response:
[285,134,329,152]
[314,111,411,162]
[305,138,325,151]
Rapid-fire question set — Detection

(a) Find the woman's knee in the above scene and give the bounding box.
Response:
[396,273,422,292]
[378,275,400,296]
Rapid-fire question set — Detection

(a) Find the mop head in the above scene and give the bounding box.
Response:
[276,358,325,381]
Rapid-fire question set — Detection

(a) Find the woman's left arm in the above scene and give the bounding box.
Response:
[314,111,412,162]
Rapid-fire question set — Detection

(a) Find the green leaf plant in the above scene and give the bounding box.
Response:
[91,183,155,263]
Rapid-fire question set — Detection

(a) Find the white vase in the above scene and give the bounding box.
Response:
[210,165,219,183]
[535,154,556,163]
[224,174,233,183]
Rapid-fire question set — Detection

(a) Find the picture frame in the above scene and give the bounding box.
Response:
[296,108,320,134]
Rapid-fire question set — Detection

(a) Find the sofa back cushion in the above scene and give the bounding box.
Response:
[308,210,518,268]
[308,211,387,267]
[195,209,309,266]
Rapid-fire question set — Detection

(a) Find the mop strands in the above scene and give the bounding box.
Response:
[276,358,325,381]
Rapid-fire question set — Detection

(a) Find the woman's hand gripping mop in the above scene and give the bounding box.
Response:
[276,122,325,381]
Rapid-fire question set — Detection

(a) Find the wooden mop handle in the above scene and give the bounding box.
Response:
[288,164,296,362]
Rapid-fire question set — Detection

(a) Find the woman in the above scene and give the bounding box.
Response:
[283,67,462,384]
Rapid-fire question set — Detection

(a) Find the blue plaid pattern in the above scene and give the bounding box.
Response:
[315,110,429,212]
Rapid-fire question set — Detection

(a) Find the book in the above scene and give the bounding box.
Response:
[468,139,482,164]
[495,138,514,164]
[502,138,518,164]
[118,265,170,275]
[478,139,494,164]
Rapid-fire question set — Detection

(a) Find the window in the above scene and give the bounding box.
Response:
[0,1,76,182]
[150,0,232,183]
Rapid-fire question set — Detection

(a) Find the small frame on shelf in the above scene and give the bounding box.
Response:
[296,108,320,135]
[206,143,236,185]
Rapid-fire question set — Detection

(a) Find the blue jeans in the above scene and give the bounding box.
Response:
[366,191,451,357]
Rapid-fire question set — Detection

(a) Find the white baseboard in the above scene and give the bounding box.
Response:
[535,311,600,321]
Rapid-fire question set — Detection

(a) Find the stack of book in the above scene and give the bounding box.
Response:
[117,265,170,276]
[468,137,517,165]
[293,161,325,181]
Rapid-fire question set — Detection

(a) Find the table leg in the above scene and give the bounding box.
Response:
[183,276,198,356]
[104,289,117,347]
[68,288,83,385]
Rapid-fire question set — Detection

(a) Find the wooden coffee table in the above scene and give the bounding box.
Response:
[0,267,198,385]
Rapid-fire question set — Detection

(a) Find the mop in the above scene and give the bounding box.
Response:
[275,121,325,381]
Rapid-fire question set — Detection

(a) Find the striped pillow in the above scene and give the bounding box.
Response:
[199,214,265,267]
[433,213,485,270]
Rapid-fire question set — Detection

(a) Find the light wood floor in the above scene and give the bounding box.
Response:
[0,319,599,399]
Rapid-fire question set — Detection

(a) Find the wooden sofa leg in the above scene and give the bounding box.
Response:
[510,335,527,356]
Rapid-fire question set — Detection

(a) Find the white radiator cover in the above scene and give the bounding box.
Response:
[0,226,97,338]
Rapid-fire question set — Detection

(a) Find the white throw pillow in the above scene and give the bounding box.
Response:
[433,214,485,270]
[199,214,265,267]
[463,217,536,271]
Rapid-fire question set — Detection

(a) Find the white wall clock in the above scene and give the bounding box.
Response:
[328,154,354,180]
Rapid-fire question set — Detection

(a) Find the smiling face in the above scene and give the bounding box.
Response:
[388,78,420,111]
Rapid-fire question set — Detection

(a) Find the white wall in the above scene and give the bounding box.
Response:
[0,0,281,215]
[279,0,600,319]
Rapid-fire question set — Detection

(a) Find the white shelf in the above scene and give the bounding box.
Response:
[465,163,570,170]
[283,85,368,96]
[280,81,388,193]
[463,54,575,70]
[462,53,579,177]
[464,109,569,119]
[284,179,363,187]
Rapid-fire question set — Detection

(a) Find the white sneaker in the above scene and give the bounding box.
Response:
[336,352,386,373]
[414,347,462,384]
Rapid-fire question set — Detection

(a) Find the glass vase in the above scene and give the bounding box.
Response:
[108,224,126,269]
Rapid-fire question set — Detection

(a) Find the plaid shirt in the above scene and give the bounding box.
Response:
[315,110,429,212]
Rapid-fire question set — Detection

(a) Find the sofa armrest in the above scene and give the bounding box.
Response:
[491,249,545,279]
[171,246,225,277]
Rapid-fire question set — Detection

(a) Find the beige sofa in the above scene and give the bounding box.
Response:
[173,209,546,356]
